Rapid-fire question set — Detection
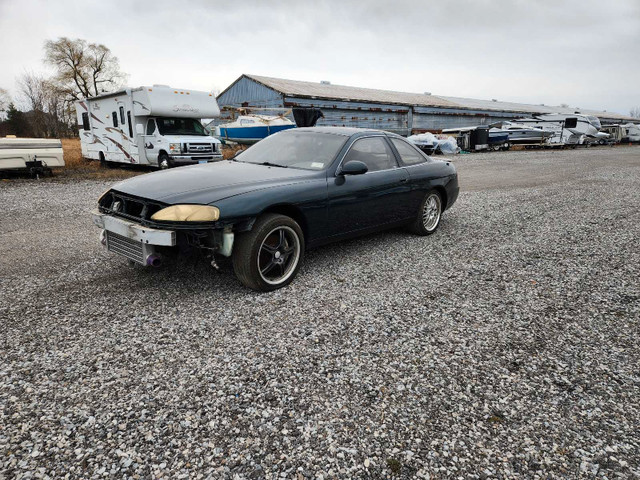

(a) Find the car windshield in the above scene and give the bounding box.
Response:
[156,117,207,136]
[236,131,348,170]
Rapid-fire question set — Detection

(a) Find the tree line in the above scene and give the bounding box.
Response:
[0,37,126,138]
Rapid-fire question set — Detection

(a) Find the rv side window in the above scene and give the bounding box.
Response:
[82,112,90,130]
[146,119,156,135]
[119,107,125,124]
[127,111,133,138]
[112,112,118,128]
[565,117,578,129]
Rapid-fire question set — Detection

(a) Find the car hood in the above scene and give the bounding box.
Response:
[112,161,319,204]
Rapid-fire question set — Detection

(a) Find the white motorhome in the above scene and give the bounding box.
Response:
[76,85,223,169]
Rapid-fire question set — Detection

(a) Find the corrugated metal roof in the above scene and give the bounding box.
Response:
[441,95,634,121]
[245,74,459,108]
[242,74,635,122]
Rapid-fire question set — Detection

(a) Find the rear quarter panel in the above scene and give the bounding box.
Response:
[406,160,459,210]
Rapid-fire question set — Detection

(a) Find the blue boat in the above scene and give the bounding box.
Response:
[488,128,509,146]
[217,115,296,144]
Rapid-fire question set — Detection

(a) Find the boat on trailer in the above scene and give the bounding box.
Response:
[498,122,555,145]
[511,113,602,145]
[216,114,296,145]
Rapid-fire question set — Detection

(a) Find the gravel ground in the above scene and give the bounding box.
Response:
[1,146,639,479]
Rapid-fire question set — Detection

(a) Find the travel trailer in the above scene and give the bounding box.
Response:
[76,86,223,169]
[0,137,64,175]
[622,123,640,143]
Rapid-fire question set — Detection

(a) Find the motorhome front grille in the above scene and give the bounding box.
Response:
[105,231,145,264]
[185,143,214,154]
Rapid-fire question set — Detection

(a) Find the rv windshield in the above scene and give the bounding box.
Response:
[156,117,207,136]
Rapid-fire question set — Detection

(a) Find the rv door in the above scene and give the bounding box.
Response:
[116,102,133,162]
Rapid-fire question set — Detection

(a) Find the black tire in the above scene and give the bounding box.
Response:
[158,153,173,170]
[99,152,117,169]
[233,214,305,292]
[410,190,443,236]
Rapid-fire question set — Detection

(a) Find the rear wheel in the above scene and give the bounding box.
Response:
[410,190,443,235]
[233,214,304,291]
[99,152,115,169]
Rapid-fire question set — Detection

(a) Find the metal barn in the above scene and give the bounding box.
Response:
[215,74,635,135]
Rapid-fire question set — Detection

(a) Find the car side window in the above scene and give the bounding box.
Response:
[146,119,156,135]
[343,137,396,172]
[390,138,427,165]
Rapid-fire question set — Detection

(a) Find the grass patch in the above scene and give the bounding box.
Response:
[56,139,243,181]
[386,458,401,474]
[56,138,145,181]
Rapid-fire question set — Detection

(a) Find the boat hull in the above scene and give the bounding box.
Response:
[219,124,296,145]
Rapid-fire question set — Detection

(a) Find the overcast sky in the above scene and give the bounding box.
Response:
[1,0,639,115]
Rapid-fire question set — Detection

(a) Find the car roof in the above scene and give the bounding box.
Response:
[292,126,385,137]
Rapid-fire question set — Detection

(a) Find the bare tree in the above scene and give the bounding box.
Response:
[0,87,10,111]
[18,73,74,137]
[0,88,10,120]
[630,107,640,119]
[18,73,49,112]
[44,37,126,100]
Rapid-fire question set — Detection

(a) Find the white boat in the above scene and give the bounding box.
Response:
[216,114,296,144]
[498,122,555,144]
[0,137,65,174]
[512,113,602,145]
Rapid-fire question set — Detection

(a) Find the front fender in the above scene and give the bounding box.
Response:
[214,178,328,240]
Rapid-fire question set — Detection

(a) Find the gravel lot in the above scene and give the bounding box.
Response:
[1,146,639,479]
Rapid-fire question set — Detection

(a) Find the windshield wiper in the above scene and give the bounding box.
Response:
[260,162,288,168]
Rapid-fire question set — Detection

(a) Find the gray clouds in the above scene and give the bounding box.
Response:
[0,0,638,114]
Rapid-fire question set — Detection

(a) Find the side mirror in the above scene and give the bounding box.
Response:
[340,160,368,175]
[135,124,144,135]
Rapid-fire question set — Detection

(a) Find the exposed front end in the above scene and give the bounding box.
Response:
[93,190,233,267]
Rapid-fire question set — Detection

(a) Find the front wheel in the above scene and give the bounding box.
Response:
[232,214,305,291]
[410,190,443,235]
[158,153,173,170]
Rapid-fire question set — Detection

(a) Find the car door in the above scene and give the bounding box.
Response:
[388,136,441,212]
[327,136,411,236]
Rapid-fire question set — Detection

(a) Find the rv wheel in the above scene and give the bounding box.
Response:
[158,153,173,170]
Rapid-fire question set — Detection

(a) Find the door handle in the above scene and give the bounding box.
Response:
[399,178,408,183]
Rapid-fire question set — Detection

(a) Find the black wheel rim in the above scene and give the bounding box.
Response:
[257,226,301,285]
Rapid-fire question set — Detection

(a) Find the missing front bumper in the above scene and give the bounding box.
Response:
[92,210,176,265]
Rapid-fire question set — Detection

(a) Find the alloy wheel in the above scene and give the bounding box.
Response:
[257,226,301,285]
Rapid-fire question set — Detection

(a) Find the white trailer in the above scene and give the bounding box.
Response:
[76,85,223,169]
[0,138,64,174]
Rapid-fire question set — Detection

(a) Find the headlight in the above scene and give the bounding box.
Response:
[98,189,111,204]
[169,143,182,154]
[151,204,220,222]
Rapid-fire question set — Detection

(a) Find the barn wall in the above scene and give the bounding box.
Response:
[283,97,409,135]
[216,77,597,135]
